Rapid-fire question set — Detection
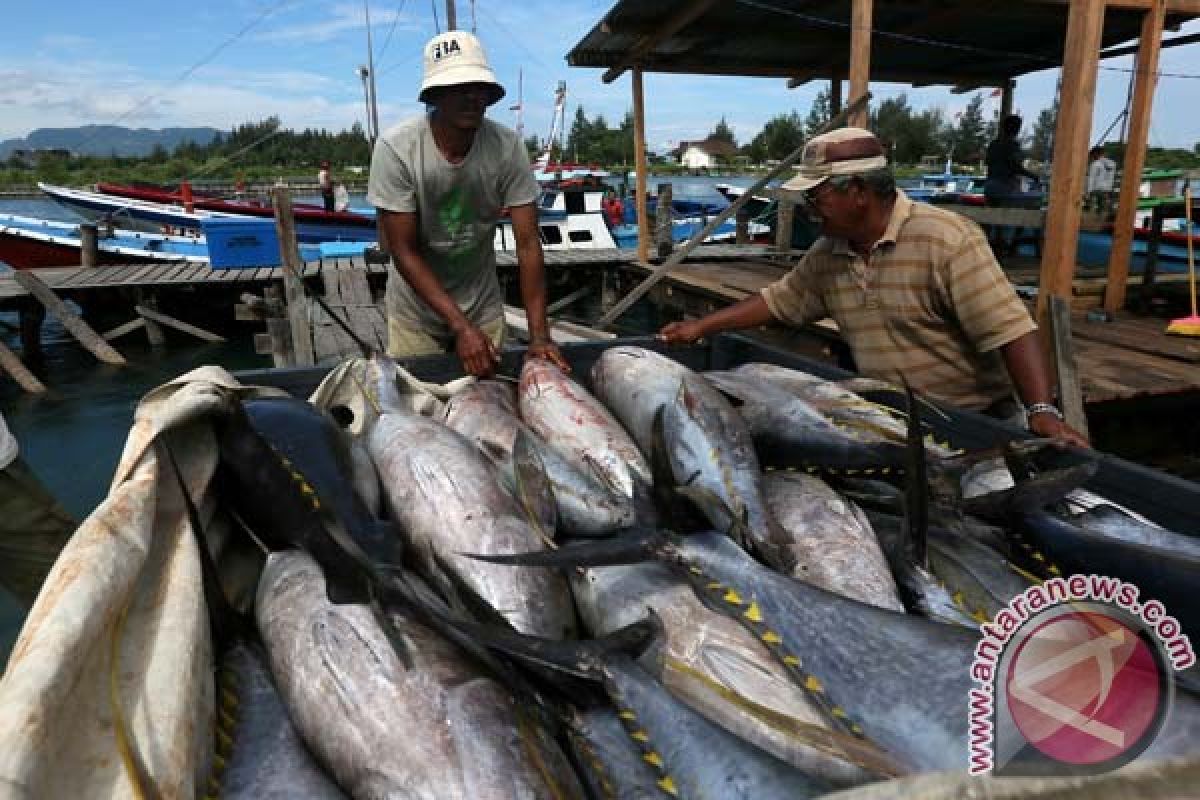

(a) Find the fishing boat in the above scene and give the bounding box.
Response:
[94,181,379,242]
[0,211,211,269]
[0,333,1196,798]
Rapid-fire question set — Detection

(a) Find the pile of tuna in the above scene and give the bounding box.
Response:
[205,345,1200,799]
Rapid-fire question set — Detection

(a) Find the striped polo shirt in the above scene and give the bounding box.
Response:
[761,191,1036,411]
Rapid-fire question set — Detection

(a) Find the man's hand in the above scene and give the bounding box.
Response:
[659,319,707,345]
[526,337,571,373]
[455,324,499,377]
[1028,411,1090,450]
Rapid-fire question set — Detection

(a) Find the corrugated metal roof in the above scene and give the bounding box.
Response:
[567,0,1197,88]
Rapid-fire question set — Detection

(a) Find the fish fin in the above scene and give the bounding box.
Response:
[511,429,559,542]
[436,611,663,682]
[160,441,253,649]
[965,461,1098,520]
[461,529,667,569]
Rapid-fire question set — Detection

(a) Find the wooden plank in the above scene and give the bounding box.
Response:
[848,0,873,128]
[633,68,650,265]
[102,318,147,341]
[1049,296,1090,438]
[1105,0,1167,311]
[11,270,126,365]
[135,305,225,343]
[1037,0,1105,327]
[0,338,46,393]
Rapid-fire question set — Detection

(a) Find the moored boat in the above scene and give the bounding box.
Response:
[0,212,211,269]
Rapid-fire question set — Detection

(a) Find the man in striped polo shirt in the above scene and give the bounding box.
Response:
[660,127,1088,448]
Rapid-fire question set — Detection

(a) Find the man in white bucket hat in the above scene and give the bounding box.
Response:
[660,127,1087,447]
[368,31,567,376]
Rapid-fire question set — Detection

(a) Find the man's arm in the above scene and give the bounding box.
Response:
[378,209,498,376]
[659,293,775,344]
[999,331,1090,448]
[509,202,570,372]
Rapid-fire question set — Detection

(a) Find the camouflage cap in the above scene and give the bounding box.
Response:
[782,127,888,192]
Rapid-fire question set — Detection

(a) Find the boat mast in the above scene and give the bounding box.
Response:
[362,0,381,146]
[512,69,524,140]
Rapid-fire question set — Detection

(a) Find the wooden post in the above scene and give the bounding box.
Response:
[775,197,795,253]
[999,78,1015,121]
[1036,0,1105,331]
[830,77,843,116]
[79,224,98,268]
[736,208,750,244]
[632,69,651,264]
[1139,204,1165,309]
[655,182,674,259]
[1049,296,1090,440]
[445,0,456,30]
[136,290,166,347]
[271,187,316,366]
[1104,0,1167,312]
[848,0,873,128]
[11,271,126,366]
[263,285,294,367]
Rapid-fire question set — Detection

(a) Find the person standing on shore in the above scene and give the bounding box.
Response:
[318,160,335,212]
[1085,145,1117,213]
[367,31,567,377]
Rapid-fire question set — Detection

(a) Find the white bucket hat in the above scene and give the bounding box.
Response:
[418,31,505,105]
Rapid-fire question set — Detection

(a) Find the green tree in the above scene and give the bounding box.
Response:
[1028,108,1057,163]
[747,111,805,162]
[710,116,736,146]
[804,89,832,138]
[946,94,988,163]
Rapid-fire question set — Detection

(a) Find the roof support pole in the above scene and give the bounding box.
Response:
[1036,0,1105,328]
[830,76,843,116]
[1104,0,1167,312]
[632,68,651,264]
[1000,78,1015,120]
[848,0,873,127]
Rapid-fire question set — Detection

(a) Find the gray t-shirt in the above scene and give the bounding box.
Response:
[367,115,539,336]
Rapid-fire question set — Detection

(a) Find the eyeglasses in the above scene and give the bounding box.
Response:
[802,181,838,207]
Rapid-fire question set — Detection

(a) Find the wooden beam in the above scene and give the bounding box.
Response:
[848,0,873,127]
[11,270,126,366]
[602,0,724,84]
[830,76,843,114]
[1000,78,1016,120]
[0,338,46,394]
[1104,0,1167,312]
[1037,0,1105,329]
[1028,0,1199,12]
[1049,296,1090,439]
[102,317,147,341]
[632,69,650,264]
[135,305,226,343]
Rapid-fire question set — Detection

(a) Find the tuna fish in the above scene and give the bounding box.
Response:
[438,613,832,799]
[1070,503,1200,560]
[661,374,795,572]
[563,706,667,800]
[442,379,635,536]
[214,394,402,605]
[518,358,653,513]
[255,550,586,800]
[702,371,908,475]
[590,345,693,458]
[368,403,577,639]
[570,561,894,786]
[763,472,904,611]
[213,642,346,799]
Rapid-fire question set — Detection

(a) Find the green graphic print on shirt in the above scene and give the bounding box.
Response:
[436,185,484,283]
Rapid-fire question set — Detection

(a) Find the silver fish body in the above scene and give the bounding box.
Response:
[217,642,347,799]
[518,358,652,505]
[368,407,576,638]
[443,379,634,536]
[255,551,585,800]
[763,472,904,612]
[1071,503,1200,560]
[571,562,885,787]
[662,374,792,571]
[590,345,693,457]
[671,532,979,773]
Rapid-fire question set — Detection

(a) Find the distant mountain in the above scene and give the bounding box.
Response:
[0,125,225,158]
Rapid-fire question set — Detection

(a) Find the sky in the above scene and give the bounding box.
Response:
[4,0,1200,158]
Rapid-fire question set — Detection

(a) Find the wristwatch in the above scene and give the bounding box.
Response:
[1025,402,1064,421]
